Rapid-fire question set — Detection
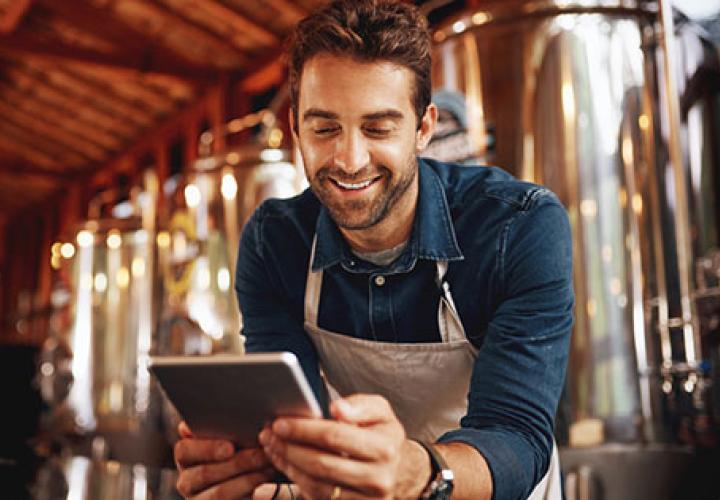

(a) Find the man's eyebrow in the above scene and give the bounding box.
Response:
[302,109,338,121]
[302,109,405,122]
[361,110,404,121]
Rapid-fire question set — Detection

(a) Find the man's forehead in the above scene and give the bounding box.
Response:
[298,54,414,116]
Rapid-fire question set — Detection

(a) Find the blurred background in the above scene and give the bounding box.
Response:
[0,0,719,498]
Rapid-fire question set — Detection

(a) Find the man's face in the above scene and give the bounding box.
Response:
[293,54,431,230]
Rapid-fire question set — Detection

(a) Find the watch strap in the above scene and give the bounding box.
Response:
[415,440,454,499]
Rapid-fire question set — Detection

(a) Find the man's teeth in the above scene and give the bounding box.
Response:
[335,179,373,190]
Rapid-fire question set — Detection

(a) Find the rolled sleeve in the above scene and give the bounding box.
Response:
[441,193,574,500]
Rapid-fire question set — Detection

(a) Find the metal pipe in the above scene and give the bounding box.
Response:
[656,0,702,369]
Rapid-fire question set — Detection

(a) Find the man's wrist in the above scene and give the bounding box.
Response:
[396,439,433,498]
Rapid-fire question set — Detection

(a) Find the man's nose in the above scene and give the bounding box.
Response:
[332,131,370,174]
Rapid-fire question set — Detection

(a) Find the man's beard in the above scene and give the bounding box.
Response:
[310,157,417,230]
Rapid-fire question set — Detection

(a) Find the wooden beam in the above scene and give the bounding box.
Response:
[0,99,109,162]
[238,48,286,92]
[2,62,150,134]
[0,120,88,166]
[0,32,220,81]
[38,0,231,79]
[0,89,124,151]
[192,0,279,48]
[147,0,252,63]
[0,162,70,181]
[261,0,308,23]
[0,0,33,35]
[212,0,291,39]
[59,64,178,115]
[0,132,66,170]
[0,107,103,164]
[0,79,134,146]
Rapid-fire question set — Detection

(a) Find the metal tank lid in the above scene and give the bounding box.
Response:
[429,0,657,42]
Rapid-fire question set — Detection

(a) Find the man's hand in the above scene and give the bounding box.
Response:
[259,394,431,499]
[174,421,277,499]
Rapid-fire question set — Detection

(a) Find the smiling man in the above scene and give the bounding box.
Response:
[173,1,573,499]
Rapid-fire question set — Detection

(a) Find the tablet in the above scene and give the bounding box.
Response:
[148,352,323,448]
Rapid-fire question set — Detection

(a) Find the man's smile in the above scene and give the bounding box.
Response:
[329,175,383,192]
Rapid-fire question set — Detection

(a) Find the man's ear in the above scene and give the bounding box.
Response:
[289,107,299,143]
[416,103,438,152]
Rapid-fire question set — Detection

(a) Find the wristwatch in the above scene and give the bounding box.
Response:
[416,440,454,499]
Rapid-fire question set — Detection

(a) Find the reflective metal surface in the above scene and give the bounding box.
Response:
[430,1,720,448]
[31,455,179,500]
[40,173,171,466]
[156,145,303,357]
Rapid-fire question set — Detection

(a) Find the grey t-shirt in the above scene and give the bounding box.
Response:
[351,240,408,267]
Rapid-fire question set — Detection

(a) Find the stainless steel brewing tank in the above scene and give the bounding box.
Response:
[430,2,720,496]
[42,217,170,465]
[156,146,303,357]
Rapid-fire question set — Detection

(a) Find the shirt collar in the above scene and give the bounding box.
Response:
[311,158,464,272]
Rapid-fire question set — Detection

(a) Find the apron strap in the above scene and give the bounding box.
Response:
[435,261,468,344]
[305,236,322,328]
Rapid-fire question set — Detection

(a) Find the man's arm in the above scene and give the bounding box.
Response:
[437,193,574,499]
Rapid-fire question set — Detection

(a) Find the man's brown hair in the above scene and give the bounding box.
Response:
[287,0,431,128]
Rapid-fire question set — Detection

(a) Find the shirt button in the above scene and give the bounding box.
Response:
[348,260,355,267]
[374,275,386,286]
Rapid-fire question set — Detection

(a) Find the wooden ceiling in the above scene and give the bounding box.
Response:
[0,0,329,216]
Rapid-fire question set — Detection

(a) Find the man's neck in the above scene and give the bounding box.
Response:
[339,178,418,254]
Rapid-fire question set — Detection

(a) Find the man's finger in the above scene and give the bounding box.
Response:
[272,439,395,497]
[192,467,276,500]
[174,438,236,468]
[266,449,342,500]
[176,449,271,497]
[330,394,396,425]
[267,419,392,461]
[178,421,194,439]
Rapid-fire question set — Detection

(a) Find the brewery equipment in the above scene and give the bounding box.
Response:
[429,0,720,497]
[155,110,303,358]
[39,171,170,466]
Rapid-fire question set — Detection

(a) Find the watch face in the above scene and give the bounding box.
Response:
[430,478,454,500]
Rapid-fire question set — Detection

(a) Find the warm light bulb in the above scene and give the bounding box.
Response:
[60,243,76,259]
[106,231,122,249]
[76,230,94,248]
[221,174,238,200]
[184,184,201,208]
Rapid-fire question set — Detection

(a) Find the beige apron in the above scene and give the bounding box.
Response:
[303,236,561,499]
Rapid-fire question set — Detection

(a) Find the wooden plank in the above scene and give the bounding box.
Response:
[0,79,134,146]
[0,0,33,35]
[260,0,308,22]
[0,32,220,81]
[0,90,123,151]
[0,120,88,166]
[0,105,105,163]
[184,0,279,47]
[147,0,253,61]
[60,64,178,114]
[0,134,65,170]
[238,48,285,92]
[0,99,109,162]
[2,63,150,133]
[37,0,230,78]
[0,162,70,180]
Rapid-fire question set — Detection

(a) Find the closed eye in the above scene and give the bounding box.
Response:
[314,126,340,136]
[363,127,391,137]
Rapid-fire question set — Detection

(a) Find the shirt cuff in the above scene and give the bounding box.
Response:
[437,427,538,500]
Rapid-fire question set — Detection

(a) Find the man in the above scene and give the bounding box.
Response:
[173,1,573,499]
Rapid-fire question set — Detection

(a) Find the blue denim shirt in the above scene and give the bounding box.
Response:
[236,158,574,500]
